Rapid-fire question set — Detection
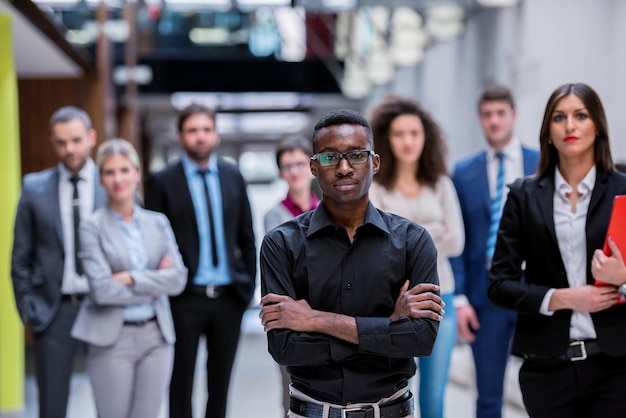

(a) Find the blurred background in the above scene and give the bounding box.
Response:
[1,0,626,416]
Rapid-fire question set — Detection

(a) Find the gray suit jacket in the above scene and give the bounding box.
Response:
[11,165,106,333]
[71,206,187,346]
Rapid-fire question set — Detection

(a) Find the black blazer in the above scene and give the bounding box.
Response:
[144,159,256,305]
[488,168,626,359]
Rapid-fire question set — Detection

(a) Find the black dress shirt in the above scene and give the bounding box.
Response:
[260,202,440,405]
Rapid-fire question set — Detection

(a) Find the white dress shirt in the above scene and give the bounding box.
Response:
[540,165,597,341]
[59,159,95,294]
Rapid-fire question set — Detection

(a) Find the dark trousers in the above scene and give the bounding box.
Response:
[520,353,626,418]
[470,302,516,418]
[169,289,246,418]
[32,299,83,418]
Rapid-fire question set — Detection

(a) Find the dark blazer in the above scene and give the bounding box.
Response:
[488,168,626,358]
[11,165,106,332]
[450,147,539,307]
[144,159,256,305]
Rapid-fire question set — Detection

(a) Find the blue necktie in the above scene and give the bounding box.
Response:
[486,152,505,260]
[198,169,219,267]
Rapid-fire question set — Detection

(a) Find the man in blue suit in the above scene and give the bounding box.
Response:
[450,85,539,418]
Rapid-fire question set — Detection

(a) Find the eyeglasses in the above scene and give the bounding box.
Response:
[310,150,375,167]
[280,161,309,172]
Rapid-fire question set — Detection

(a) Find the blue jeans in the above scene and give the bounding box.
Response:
[417,292,456,418]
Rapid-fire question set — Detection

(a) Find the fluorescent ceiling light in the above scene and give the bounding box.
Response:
[322,0,357,10]
[477,0,520,6]
[170,92,302,111]
[164,0,230,6]
[236,0,291,6]
[189,28,230,45]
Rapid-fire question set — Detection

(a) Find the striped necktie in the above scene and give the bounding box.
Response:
[486,152,505,260]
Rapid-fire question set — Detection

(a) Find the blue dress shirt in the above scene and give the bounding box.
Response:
[181,154,231,286]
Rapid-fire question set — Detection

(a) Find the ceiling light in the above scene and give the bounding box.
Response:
[425,4,465,41]
[477,0,520,6]
[189,28,230,45]
[366,43,394,85]
[341,55,371,100]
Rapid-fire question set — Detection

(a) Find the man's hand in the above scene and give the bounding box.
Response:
[390,280,444,322]
[259,293,315,333]
[456,304,479,343]
[591,237,626,286]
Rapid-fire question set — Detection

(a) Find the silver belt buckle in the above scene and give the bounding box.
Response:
[206,285,219,299]
[341,407,367,418]
[569,340,587,361]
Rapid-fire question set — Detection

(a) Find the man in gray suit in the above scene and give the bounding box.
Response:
[11,106,106,418]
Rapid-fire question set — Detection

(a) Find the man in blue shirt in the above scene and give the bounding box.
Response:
[145,104,256,418]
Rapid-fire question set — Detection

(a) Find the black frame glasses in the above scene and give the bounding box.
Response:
[310,150,375,167]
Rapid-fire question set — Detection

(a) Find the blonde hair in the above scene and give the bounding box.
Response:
[96,138,141,172]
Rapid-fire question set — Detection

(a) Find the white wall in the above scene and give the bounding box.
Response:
[368,0,626,167]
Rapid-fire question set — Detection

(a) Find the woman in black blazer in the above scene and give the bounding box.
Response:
[488,83,626,418]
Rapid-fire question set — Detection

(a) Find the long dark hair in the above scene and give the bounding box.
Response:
[537,83,614,177]
[369,95,447,189]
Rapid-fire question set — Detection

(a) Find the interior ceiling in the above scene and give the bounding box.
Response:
[4,0,484,79]
[4,0,487,161]
[1,0,84,77]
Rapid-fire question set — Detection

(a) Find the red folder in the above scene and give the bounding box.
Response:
[594,195,626,304]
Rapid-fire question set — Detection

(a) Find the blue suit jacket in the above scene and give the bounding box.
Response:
[450,147,540,307]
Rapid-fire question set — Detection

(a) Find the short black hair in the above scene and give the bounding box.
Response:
[478,84,515,111]
[312,109,373,152]
[178,104,217,133]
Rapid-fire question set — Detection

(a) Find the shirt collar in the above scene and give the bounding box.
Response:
[487,136,522,162]
[554,164,596,199]
[58,158,95,182]
[108,204,141,225]
[307,201,390,238]
[181,153,219,177]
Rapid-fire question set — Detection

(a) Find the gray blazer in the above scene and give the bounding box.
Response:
[11,165,106,332]
[71,205,187,346]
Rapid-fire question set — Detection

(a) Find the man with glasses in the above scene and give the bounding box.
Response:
[259,109,444,418]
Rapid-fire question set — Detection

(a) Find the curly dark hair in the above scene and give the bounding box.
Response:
[368,95,447,189]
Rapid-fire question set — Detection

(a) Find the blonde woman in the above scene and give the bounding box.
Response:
[71,139,186,418]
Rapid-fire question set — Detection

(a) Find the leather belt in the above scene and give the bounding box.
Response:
[290,392,413,418]
[190,284,233,299]
[123,317,156,326]
[560,340,603,362]
[61,293,87,305]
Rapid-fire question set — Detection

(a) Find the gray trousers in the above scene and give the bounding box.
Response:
[86,321,173,418]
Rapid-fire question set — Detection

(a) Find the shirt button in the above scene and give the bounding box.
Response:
[346,283,352,290]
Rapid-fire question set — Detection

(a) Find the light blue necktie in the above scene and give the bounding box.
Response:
[486,152,505,260]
